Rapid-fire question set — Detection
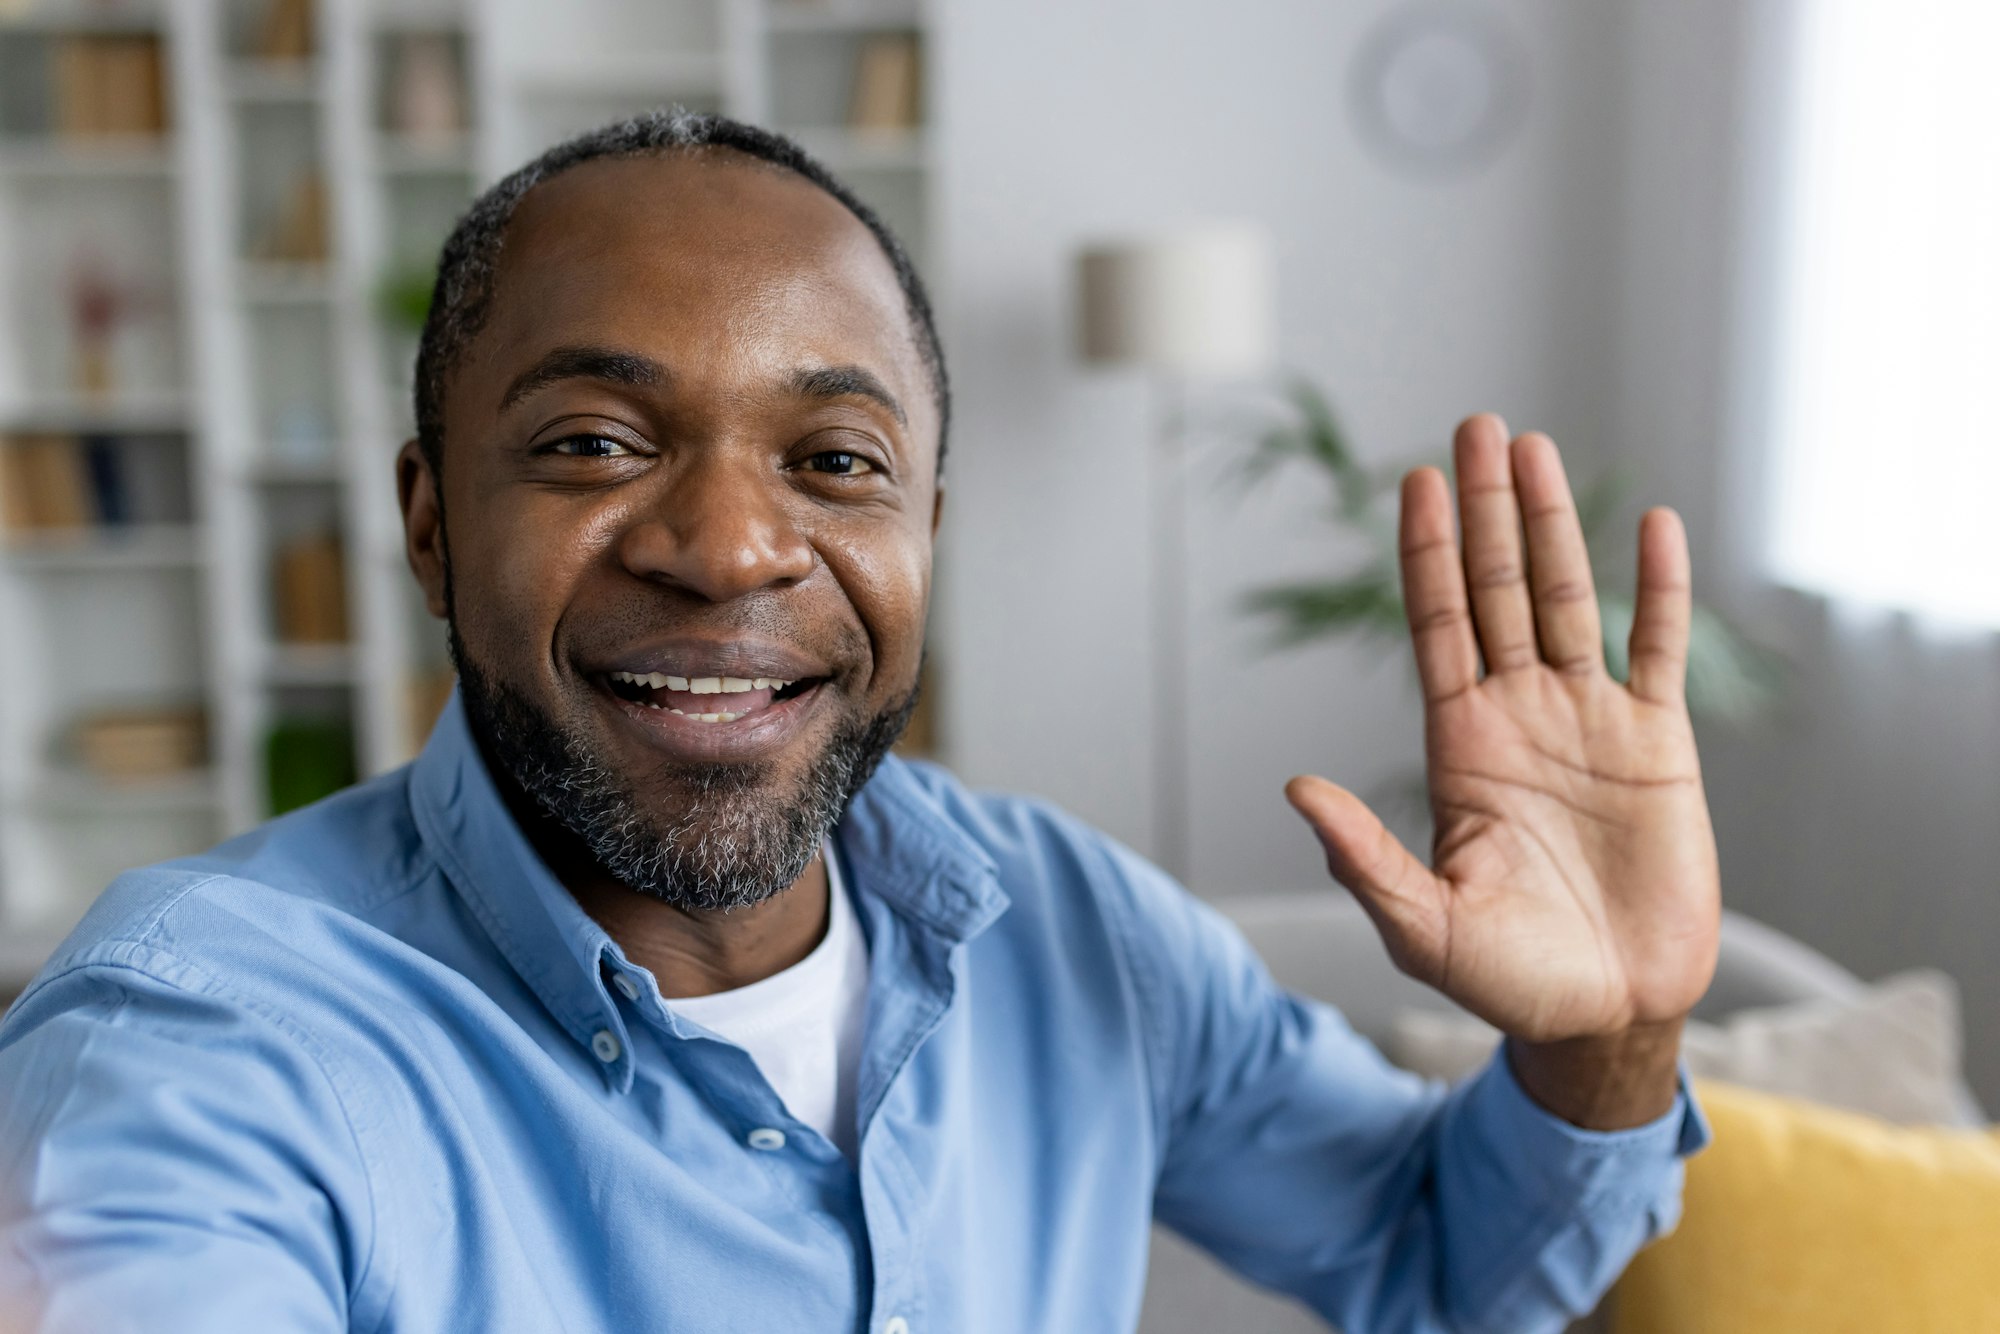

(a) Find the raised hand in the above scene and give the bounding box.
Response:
[1286,415,1720,1069]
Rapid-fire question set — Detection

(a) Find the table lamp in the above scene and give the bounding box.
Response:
[1075,225,1275,882]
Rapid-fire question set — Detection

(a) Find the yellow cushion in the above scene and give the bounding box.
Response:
[1610,1079,2000,1334]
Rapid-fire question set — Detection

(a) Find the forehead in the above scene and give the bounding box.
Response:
[471,151,924,413]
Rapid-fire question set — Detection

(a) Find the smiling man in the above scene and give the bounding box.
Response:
[0,112,1715,1334]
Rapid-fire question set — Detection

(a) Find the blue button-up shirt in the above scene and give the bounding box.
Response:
[0,695,1705,1333]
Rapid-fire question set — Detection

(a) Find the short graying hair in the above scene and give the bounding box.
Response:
[413,108,949,474]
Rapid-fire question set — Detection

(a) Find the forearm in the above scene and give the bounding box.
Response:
[1504,1016,1686,1130]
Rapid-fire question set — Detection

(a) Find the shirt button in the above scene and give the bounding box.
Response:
[883,1318,909,1334]
[590,1030,622,1064]
[610,973,640,1002]
[746,1127,787,1151]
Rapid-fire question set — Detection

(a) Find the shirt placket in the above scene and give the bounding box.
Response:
[848,914,971,1334]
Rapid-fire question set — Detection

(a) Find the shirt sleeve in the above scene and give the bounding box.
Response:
[1107,846,1710,1334]
[0,949,372,1334]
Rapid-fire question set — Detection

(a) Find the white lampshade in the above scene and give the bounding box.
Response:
[1076,224,1276,375]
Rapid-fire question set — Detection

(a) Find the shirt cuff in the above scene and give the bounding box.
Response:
[1452,1044,1711,1205]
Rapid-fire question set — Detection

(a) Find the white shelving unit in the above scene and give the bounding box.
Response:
[0,0,941,991]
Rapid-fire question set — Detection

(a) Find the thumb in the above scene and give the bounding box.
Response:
[1285,775,1445,973]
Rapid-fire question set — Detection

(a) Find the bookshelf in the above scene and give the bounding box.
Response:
[0,0,942,991]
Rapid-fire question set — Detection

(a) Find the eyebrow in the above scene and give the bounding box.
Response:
[498,346,667,412]
[790,365,906,426]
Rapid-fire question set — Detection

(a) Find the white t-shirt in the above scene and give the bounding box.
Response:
[667,847,870,1157]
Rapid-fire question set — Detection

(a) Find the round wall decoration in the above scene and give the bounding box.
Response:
[1348,1,1531,177]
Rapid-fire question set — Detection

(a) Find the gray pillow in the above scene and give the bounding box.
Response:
[1388,968,1967,1126]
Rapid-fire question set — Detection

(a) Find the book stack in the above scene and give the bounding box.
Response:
[0,434,145,533]
[1,432,192,539]
[849,34,922,132]
[52,36,169,139]
[73,707,207,781]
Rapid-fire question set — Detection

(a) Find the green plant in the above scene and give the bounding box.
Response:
[1241,378,1784,725]
[377,258,436,334]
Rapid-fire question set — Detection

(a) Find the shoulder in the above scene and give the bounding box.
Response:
[15,766,439,1016]
[893,757,1123,875]
[879,757,1252,989]
[882,757,1148,904]
[876,759,1295,1138]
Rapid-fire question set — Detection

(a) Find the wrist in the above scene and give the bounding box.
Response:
[1503,1015,1687,1131]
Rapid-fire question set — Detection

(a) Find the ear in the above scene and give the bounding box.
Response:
[398,439,449,619]
[930,476,946,540]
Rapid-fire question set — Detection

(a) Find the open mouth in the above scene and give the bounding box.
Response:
[602,670,822,724]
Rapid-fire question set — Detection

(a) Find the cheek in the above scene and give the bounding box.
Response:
[827,520,932,687]
[451,487,620,678]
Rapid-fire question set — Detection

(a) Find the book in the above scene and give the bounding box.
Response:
[255,0,316,63]
[256,171,329,264]
[98,36,167,135]
[1,434,95,531]
[81,436,130,525]
[849,33,922,131]
[273,531,349,643]
[51,36,168,139]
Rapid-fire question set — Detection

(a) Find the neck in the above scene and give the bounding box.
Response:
[570,856,829,999]
[486,760,831,998]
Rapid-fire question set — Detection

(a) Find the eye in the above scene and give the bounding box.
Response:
[805,450,876,476]
[546,434,635,458]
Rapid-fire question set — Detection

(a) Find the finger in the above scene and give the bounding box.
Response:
[1399,466,1479,702]
[1452,414,1539,674]
[1285,775,1447,974]
[1628,506,1692,703]
[1511,432,1603,676]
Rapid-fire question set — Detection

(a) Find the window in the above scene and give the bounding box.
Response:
[1764,1,2000,628]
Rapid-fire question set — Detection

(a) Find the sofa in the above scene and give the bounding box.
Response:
[1136,893,1983,1334]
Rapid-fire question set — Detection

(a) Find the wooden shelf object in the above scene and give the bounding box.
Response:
[3,523,204,571]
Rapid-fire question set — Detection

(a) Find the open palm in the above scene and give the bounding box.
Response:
[1287,415,1720,1043]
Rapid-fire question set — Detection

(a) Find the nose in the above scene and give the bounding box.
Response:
[614,455,817,602]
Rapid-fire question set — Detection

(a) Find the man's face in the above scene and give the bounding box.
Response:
[401,151,941,910]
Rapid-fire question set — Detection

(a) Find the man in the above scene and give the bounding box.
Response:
[0,112,1715,1333]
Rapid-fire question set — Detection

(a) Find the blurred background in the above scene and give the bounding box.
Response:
[0,0,1992,1116]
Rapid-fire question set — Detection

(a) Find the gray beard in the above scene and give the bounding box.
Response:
[451,624,914,913]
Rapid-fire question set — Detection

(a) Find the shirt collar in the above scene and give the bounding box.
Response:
[407,689,1009,1081]
[408,692,624,1078]
[834,752,1007,945]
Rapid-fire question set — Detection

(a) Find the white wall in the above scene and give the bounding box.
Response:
[933,0,2000,1110]
[934,0,1629,888]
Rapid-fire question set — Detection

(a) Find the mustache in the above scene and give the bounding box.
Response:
[566,595,869,667]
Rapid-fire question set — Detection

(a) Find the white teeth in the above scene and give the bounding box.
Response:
[661,706,742,723]
[614,670,795,696]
